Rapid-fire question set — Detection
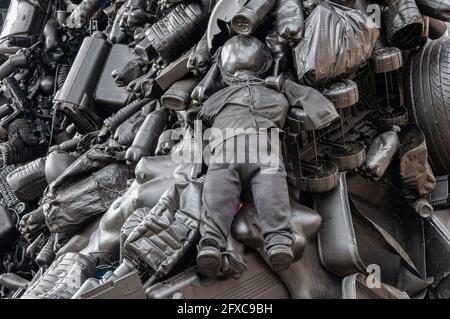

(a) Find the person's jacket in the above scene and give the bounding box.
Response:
[198,82,289,150]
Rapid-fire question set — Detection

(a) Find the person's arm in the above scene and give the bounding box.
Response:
[282,77,339,130]
[188,32,212,76]
[191,63,226,105]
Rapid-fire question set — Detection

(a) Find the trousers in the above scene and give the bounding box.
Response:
[200,134,294,251]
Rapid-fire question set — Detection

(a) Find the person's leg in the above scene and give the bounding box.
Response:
[249,160,294,270]
[200,163,242,248]
[250,163,293,246]
[198,162,242,276]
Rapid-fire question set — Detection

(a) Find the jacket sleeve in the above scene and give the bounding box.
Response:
[283,79,339,129]
[198,103,213,128]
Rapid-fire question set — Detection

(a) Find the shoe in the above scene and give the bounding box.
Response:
[268,244,294,271]
[197,240,221,277]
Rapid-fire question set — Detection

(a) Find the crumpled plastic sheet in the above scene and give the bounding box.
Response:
[43,163,133,234]
[42,140,133,234]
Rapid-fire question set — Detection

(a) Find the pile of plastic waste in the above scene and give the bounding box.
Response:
[0,0,449,299]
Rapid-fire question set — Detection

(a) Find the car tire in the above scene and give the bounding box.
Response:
[406,37,450,175]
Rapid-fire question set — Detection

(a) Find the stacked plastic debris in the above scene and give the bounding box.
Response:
[0,0,448,299]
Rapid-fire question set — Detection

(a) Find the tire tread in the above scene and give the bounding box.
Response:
[406,38,450,175]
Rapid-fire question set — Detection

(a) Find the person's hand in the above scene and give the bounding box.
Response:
[191,85,207,105]
[19,207,47,243]
[276,21,304,46]
[187,53,211,76]
[276,0,305,46]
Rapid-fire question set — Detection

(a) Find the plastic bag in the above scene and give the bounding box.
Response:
[43,163,133,234]
[42,140,133,234]
[293,1,378,85]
